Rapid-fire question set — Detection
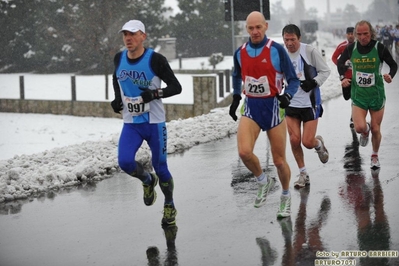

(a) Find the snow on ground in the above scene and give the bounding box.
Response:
[0,108,238,203]
[0,32,344,203]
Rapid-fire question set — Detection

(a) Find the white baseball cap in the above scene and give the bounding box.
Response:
[118,20,145,34]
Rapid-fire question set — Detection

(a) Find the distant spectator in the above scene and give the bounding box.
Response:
[375,25,382,42]
[393,25,399,58]
[381,26,393,52]
[393,25,399,43]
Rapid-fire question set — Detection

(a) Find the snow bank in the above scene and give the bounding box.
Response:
[0,108,237,202]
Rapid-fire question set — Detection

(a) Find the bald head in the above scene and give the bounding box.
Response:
[246,11,266,25]
[246,11,268,44]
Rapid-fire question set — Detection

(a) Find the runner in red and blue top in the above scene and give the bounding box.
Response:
[228,11,299,219]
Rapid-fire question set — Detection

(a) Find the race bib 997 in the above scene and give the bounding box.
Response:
[125,96,150,116]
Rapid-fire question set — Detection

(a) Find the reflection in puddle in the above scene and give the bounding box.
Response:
[146,225,178,266]
[274,186,331,265]
[0,181,98,215]
[341,128,392,265]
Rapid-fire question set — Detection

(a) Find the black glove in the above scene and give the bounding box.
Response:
[342,85,351,101]
[229,94,242,121]
[111,98,123,113]
[300,79,318,92]
[277,93,292,109]
[140,88,160,103]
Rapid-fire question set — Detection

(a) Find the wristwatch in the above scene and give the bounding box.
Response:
[340,75,345,81]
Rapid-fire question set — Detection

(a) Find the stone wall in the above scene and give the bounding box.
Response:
[0,75,233,122]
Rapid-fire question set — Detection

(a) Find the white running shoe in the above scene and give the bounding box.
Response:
[254,177,275,208]
[370,155,380,169]
[294,172,310,189]
[359,122,370,147]
[315,135,329,163]
[277,194,291,218]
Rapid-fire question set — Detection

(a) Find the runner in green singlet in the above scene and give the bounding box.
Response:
[337,20,397,169]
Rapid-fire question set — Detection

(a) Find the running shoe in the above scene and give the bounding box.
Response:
[359,122,370,147]
[277,194,291,218]
[143,173,158,206]
[294,172,310,189]
[315,135,329,163]
[162,204,177,225]
[370,155,380,169]
[254,177,275,208]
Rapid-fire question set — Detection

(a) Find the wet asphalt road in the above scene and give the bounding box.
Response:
[1,78,399,266]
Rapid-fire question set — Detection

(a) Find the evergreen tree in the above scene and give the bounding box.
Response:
[170,0,235,57]
[0,0,42,72]
[268,1,288,35]
[342,4,361,27]
[0,0,170,73]
[363,0,396,24]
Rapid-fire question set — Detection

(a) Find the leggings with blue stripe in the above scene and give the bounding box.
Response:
[118,122,172,182]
